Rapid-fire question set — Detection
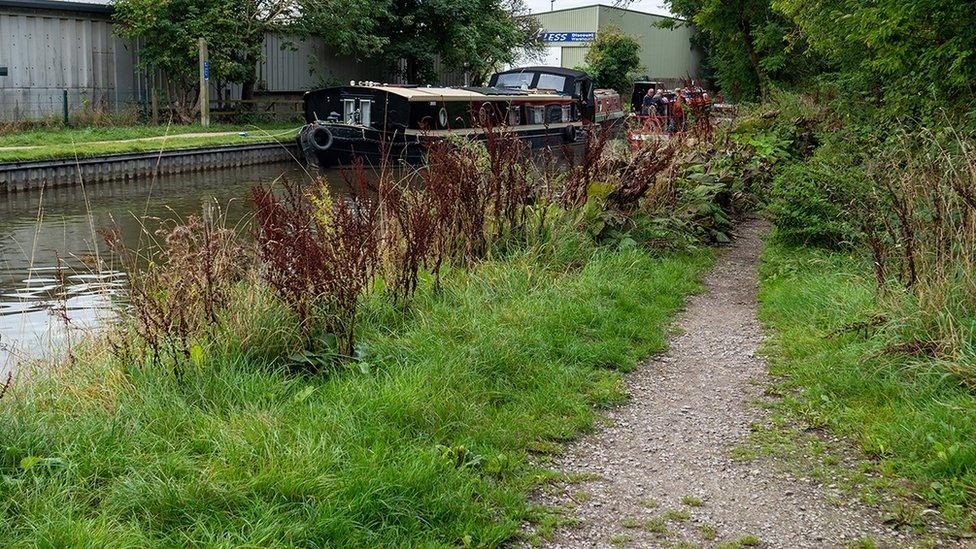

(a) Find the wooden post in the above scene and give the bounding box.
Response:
[62,89,69,126]
[150,88,159,125]
[198,37,210,127]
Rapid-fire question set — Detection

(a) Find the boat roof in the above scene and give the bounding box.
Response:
[345,86,574,102]
[493,66,590,79]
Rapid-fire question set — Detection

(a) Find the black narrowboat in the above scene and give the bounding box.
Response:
[300,66,624,167]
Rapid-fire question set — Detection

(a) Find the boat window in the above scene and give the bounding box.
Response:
[537,73,566,92]
[359,100,372,126]
[342,99,356,124]
[545,104,562,124]
[527,106,545,125]
[496,73,534,89]
[507,105,521,126]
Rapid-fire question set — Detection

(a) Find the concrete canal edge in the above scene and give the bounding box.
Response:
[0,142,301,193]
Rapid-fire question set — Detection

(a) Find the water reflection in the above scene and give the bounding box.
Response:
[0,161,316,373]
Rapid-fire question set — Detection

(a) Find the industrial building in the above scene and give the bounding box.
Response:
[0,0,385,121]
[530,5,702,83]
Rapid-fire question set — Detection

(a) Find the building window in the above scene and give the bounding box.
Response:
[359,100,372,126]
[545,105,563,124]
[342,98,372,126]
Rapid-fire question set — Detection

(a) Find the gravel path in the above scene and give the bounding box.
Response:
[530,220,962,548]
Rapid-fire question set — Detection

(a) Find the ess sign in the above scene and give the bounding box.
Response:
[540,32,596,43]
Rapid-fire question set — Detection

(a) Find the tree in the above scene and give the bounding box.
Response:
[114,0,251,121]
[113,0,386,121]
[773,0,976,114]
[660,0,815,101]
[375,0,541,84]
[583,26,642,97]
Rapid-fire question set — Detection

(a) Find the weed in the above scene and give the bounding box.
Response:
[644,517,668,533]
[699,523,718,540]
[251,177,379,357]
[638,497,660,508]
[609,533,633,546]
[621,518,641,528]
[101,208,248,368]
[663,509,691,521]
[681,495,704,507]
[716,535,760,549]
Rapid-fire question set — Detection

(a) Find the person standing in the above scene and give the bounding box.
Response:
[642,89,655,116]
[671,91,685,133]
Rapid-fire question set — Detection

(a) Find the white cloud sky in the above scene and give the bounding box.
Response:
[524,0,672,16]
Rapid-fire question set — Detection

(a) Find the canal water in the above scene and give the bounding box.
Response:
[0,160,323,373]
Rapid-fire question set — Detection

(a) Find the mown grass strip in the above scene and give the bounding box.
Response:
[758,239,976,527]
[0,124,299,163]
[0,246,710,546]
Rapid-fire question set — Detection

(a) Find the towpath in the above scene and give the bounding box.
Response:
[0,132,246,152]
[530,220,961,548]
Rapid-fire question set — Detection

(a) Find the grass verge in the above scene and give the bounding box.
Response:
[0,245,710,546]
[0,123,299,163]
[758,239,976,529]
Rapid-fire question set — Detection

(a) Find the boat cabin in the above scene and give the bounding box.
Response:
[490,67,598,122]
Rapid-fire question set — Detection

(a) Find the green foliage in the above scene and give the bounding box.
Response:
[113,0,268,114]
[112,0,387,119]
[666,0,974,118]
[0,243,710,545]
[773,0,976,116]
[583,26,643,96]
[376,0,540,84]
[765,157,864,247]
[662,0,817,101]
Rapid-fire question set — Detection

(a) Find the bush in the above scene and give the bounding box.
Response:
[766,161,861,247]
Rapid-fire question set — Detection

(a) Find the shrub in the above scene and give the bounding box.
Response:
[251,177,380,358]
[766,161,861,247]
[101,207,249,368]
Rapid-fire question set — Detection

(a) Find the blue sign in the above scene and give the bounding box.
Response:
[540,32,596,43]
[204,60,209,81]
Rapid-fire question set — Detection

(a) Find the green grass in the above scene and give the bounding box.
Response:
[759,239,976,527]
[0,123,299,162]
[0,245,711,546]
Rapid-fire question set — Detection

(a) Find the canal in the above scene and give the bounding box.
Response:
[0,161,321,373]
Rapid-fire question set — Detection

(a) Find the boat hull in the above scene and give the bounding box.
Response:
[302,119,626,168]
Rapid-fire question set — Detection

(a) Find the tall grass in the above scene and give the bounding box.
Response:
[862,131,976,377]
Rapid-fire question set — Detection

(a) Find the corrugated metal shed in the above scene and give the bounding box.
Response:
[0,2,135,119]
[532,5,701,81]
[0,1,398,120]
